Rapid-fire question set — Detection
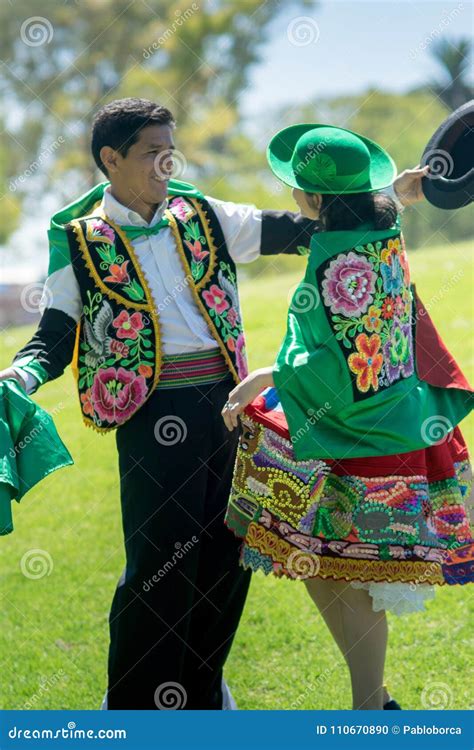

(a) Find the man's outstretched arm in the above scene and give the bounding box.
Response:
[1,265,81,393]
[205,167,427,263]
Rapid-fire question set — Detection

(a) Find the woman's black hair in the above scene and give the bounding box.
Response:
[315,191,398,231]
[91,98,175,176]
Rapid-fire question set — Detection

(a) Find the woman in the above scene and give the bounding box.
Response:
[222,124,473,710]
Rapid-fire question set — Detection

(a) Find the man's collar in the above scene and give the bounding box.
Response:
[100,185,169,227]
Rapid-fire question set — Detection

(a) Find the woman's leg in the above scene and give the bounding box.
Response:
[304,577,388,710]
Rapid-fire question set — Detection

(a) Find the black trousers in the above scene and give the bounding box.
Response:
[106,377,251,709]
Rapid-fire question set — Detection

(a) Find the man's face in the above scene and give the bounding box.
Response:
[104,124,176,206]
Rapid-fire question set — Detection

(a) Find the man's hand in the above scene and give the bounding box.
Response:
[393,164,430,206]
[0,367,26,389]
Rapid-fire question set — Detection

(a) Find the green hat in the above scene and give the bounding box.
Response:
[267,124,396,194]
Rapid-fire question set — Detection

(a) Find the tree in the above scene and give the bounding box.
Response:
[0,0,317,246]
[429,38,473,111]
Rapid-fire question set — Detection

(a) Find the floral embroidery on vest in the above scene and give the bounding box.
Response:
[68,192,248,431]
[165,196,249,380]
[70,217,160,431]
[318,233,414,400]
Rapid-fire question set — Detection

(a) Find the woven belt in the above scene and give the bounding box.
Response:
[156,347,231,389]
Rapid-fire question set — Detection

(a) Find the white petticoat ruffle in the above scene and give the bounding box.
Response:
[350,580,436,615]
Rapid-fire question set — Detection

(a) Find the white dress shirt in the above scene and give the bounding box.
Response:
[38,188,263,354]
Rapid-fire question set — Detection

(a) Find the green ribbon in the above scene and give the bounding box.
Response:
[120,217,169,242]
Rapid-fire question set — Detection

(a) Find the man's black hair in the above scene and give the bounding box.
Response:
[91,98,175,176]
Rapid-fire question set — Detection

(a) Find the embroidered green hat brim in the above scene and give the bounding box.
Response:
[267,123,396,194]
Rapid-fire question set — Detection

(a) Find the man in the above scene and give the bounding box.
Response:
[0,98,425,710]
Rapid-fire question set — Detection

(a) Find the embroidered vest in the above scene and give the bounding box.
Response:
[66,192,248,432]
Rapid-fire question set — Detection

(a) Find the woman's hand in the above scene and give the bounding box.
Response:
[393,164,430,206]
[221,367,274,431]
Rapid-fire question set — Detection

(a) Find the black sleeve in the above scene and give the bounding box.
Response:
[13,308,78,384]
[260,209,320,255]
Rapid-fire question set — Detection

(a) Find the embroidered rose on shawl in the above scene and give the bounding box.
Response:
[318,233,414,399]
[321,251,376,317]
[91,367,147,424]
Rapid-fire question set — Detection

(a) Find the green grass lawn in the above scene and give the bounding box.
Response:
[0,238,472,710]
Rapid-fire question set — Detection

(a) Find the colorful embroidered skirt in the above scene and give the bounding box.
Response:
[225,390,474,588]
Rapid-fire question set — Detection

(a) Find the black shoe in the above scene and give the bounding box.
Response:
[383,699,402,710]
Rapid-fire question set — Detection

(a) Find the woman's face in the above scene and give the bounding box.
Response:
[292,188,322,219]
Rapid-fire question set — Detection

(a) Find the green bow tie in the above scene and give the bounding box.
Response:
[120,216,169,242]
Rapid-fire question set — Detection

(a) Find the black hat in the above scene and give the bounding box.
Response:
[421,100,474,209]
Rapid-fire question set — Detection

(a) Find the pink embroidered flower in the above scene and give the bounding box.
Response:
[226,336,236,352]
[91,219,115,244]
[185,239,210,263]
[112,310,144,340]
[322,251,376,317]
[393,295,405,318]
[109,339,130,358]
[80,388,95,417]
[91,367,147,424]
[235,333,248,379]
[169,197,193,223]
[203,284,229,315]
[227,307,239,327]
[104,261,130,284]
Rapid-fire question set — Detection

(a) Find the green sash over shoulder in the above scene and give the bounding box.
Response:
[273,222,473,460]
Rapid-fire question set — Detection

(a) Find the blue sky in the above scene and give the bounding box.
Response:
[241,0,472,117]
